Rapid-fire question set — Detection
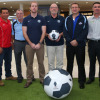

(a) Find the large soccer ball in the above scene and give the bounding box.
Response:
[43,69,73,99]
[49,30,59,40]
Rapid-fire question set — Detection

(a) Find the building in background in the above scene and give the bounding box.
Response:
[0,0,97,20]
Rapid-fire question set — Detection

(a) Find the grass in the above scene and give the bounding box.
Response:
[0,78,100,100]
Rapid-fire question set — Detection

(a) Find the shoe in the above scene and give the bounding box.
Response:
[18,78,23,83]
[24,82,32,88]
[86,79,94,84]
[40,80,44,85]
[0,80,4,86]
[79,83,85,89]
[40,81,43,84]
[6,76,17,80]
[32,77,36,81]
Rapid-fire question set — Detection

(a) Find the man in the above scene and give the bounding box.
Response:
[22,2,46,88]
[45,3,65,70]
[86,2,100,86]
[64,3,88,89]
[0,8,17,86]
[12,9,27,83]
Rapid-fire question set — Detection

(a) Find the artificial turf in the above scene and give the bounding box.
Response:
[0,78,100,100]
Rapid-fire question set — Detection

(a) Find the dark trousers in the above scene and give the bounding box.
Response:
[14,40,27,79]
[0,47,12,80]
[88,40,100,81]
[66,46,86,84]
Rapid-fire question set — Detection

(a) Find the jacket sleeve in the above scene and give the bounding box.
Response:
[76,16,88,43]
[63,17,72,42]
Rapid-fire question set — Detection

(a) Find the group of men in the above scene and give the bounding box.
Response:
[0,1,100,89]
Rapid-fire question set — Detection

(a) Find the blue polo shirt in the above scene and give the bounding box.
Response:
[22,14,46,44]
[72,13,80,39]
[45,15,65,46]
[12,20,25,41]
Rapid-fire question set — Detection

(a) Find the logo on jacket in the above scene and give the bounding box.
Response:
[79,22,83,25]
[57,20,60,23]
[3,24,5,26]
[37,20,41,23]
[28,20,31,23]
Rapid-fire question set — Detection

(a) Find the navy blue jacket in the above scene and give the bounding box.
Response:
[64,14,88,46]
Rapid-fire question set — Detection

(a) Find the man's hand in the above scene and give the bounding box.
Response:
[12,43,14,50]
[0,47,3,54]
[35,43,41,49]
[30,43,36,49]
[55,34,61,42]
[48,34,54,41]
[70,40,78,47]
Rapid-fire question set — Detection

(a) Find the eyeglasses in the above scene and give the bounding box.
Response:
[50,7,58,9]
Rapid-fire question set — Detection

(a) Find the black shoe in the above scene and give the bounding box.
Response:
[32,78,36,81]
[24,82,32,88]
[40,81,43,84]
[40,81,44,86]
[18,78,23,83]
[86,79,94,84]
[79,83,85,89]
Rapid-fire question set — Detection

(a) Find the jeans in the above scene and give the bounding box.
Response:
[0,47,12,80]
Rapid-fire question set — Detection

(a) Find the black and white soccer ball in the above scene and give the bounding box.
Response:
[49,30,59,40]
[43,69,73,99]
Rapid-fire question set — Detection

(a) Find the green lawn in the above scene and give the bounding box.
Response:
[0,78,100,100]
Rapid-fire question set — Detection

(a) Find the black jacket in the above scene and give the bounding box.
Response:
[64,13,88,46]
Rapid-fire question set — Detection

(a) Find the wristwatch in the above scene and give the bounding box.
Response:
[39,41,42,45]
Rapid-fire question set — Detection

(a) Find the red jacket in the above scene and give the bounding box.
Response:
[0,17,12,48]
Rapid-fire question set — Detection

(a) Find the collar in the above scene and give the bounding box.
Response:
[50,14,59,19]
[0,17,9,23]
[92,15,100,19]
[73,13,80,19]
[70,13,81,19]
[16,19,22,24]
[30,14,38,19]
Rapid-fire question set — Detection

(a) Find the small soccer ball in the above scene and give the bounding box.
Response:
[49,30,59,40]
[43,69,73,99]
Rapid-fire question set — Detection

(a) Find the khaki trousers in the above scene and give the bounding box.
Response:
[25,44,45,83]
[47,45,64,70]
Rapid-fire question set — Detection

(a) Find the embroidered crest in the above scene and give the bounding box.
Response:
[3,24,5,26]
[28,20,31,23]
[37,20,41,23]
[57,20,60,23]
